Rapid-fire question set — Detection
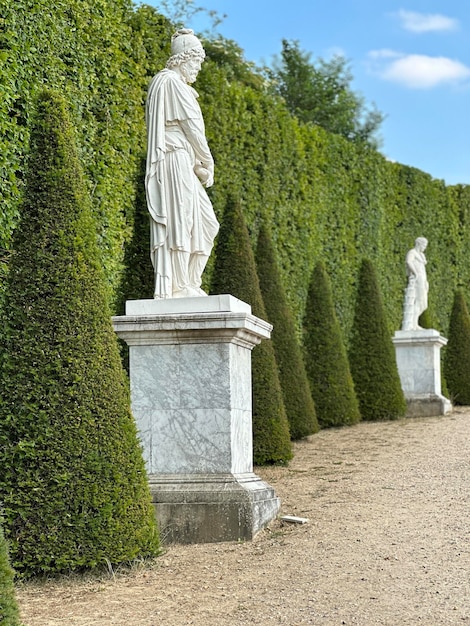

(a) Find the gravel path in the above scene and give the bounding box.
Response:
[17,408,470,625]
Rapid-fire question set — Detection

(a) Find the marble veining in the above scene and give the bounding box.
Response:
[130,346,181,410]
[179,343,231,408]
[144,408,233,474]
[117,303,269,478]
[229,344,252,409]
[231,409,253,474]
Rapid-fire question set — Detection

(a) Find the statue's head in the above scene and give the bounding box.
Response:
[415,236,428,251]
[166,29,205,82]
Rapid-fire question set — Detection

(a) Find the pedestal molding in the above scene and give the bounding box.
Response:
[113,311,272,348]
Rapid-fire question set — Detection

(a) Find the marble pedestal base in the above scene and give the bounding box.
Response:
[113,295,280,543]
[392,329,452,417]
[150,473,280,544]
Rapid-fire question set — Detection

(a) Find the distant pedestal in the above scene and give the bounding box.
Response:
[112,295,280,543]
[392,329,452,417]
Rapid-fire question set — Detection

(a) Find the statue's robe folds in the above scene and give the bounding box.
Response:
[145,69,219,298]
[402,248,428,330]
[407,250,428,314]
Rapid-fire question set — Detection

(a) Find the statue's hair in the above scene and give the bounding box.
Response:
[415,236,428,247]
[166,47,205,69]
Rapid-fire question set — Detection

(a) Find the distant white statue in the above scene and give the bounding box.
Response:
[145,28,219,299]
[401,237,429,331]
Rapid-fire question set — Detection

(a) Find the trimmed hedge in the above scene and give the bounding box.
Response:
[117,156,155,312]
[211,198,292,465]
[444,291,470,405]
[0,91,159,575]
[256,224,318,439]
[303,261,361,428]
[198,59,466,342]
[0,0,171,302]
[349,259,406,421]
[0,520,21,626]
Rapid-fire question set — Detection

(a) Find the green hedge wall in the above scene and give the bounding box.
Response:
[1,1,469,340]
[0,0,171,302]
[197,58,468,339]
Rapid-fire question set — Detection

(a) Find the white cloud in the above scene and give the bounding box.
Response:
[368,49,401,60]
[396,9,459,33]
[368,50,470,89]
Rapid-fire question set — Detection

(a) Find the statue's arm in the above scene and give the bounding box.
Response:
[405,250,418,278]
[179,117,214,187]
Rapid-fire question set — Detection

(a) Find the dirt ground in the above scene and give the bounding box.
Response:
[17,408,469,626]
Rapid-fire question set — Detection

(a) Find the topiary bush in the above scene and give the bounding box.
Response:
[349,259,406,421]
[303,261,361,428]
[418,308,433,329]
[0,519,22,626]
[443,291,470,405]
[210,197,292,465]
[117,156,155,313]
[0,91,159,576]
[256,224,318,439]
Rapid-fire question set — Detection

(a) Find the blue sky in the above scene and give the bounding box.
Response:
[149,1,470,186]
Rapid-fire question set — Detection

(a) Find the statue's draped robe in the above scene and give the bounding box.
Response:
[145,69,218,298]
[406,248,428,318]
[402,248,428,330]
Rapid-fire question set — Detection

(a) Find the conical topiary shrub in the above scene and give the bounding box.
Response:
[443,291,470,405]
[418,308,433,329]
[0,91,159,575]
[303,261,361,428]
[117,156,155,312]
[349,259,406,421]
[210,198,292,465]
[256,224,318,439]
[0,520,21,626]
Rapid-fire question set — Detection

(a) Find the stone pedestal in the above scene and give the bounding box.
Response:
[112,294,280,543]
[392,329,452,417]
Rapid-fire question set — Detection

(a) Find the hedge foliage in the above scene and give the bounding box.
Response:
[303,261,361,428]
[349,260,406,421]
[198,60,469,343]
[256,224,318,439]
[443,291,470,405]
[1,1,470,343]
[210,198,292,465]
[0,91,159,575]
[0,0,171,303]
[0,519,21,626]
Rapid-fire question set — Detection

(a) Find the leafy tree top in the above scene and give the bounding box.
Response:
[267,39,384,148]
[203,38,266,90]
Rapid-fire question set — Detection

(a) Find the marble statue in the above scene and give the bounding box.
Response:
[145,28,219,299]
[401,237,429,331]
